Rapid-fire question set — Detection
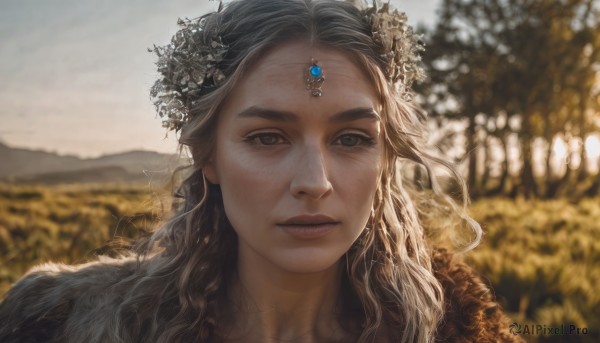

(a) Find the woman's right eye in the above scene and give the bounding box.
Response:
[244,133,286,145]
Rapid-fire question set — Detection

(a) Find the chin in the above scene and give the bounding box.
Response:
[272,247,346,274]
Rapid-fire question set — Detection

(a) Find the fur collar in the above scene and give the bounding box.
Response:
[0,249,523,342]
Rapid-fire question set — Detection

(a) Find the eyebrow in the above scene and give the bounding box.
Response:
[236,106,381,123]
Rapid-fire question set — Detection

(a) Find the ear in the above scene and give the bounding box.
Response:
[202,161,219,184]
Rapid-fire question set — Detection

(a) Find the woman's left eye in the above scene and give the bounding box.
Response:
[334,134,375,147]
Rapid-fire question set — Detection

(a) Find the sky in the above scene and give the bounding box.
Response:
[0,0,440,158]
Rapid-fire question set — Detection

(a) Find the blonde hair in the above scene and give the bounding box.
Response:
[110,1,482,342]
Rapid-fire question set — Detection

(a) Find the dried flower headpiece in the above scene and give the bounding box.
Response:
[149,2,227,132]
[364,1,426,97]
[150,0,424,132]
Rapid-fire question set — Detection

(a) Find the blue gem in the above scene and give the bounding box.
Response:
[310,65,322,77]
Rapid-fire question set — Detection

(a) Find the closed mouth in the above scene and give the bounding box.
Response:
[278,214,339,226]
[277,219,339,239]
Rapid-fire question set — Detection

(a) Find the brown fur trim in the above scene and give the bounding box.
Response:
[0,257,140,343]
[432,248,525,342]
[1,251,525,342]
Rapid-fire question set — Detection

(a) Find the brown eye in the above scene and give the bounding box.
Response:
[258,134,280,145]
[244,133,286,145]
[339,135,361,146]
[335,134,374,147]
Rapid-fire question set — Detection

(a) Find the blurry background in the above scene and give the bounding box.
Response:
[1,0,599,342]
[0,0,436,158]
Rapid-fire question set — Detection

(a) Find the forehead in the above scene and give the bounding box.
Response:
[220,41,380,117]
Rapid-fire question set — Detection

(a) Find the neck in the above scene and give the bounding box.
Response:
[220,244,351,343]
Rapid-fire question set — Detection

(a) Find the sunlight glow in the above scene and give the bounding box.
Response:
[552,137,568,161]
[585,135,600,159]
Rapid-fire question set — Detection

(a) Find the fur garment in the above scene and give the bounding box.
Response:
[0,248,523,342]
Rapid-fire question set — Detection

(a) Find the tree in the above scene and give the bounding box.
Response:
[419,0,600,199]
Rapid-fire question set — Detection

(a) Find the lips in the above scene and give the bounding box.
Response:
[277,214,340,239]
[279,214,339,226]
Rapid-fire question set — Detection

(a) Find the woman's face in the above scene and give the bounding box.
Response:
[204,41,384,274]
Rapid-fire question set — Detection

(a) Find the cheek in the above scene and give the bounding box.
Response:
[214,144,288,224]
[331,153,382,198]
[217,144,288,189]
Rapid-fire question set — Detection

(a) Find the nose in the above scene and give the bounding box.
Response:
[289,145,333,199]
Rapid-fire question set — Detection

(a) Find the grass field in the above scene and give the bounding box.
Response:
[466,197,600,342]
[0,183,169,294]
[0,183,598,342]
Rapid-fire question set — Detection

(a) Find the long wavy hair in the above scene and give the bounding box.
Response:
[112,0,482,342]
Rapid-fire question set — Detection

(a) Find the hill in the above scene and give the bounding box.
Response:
[0,142,184,184]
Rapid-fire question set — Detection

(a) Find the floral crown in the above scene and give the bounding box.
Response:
[150,0,425,132]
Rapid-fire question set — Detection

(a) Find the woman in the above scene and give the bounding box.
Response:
[0,0,521,342]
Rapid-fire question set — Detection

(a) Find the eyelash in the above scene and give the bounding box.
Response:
[243,132,286,146]
[243,132,375,147]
